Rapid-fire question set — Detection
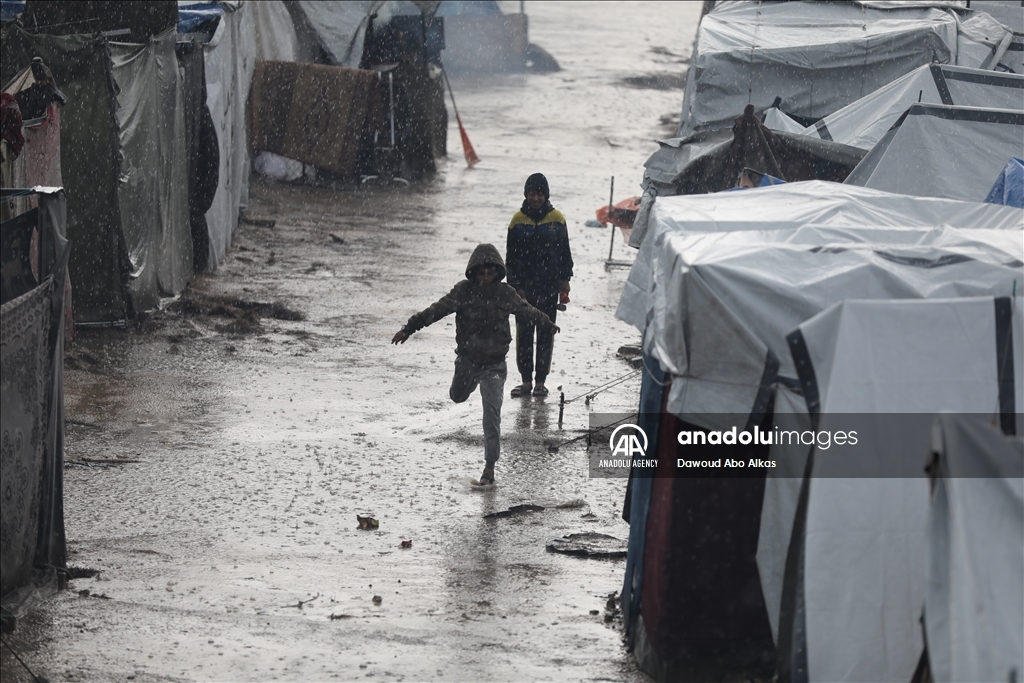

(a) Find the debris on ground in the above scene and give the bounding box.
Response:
[484,504,545,519]
[616,344,644,369]
[357,515,379,530]
[546,532,627,558]
[372,595,382,604]
[400,540,412,548]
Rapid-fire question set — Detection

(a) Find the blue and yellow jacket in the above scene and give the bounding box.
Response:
[506,204,573,294]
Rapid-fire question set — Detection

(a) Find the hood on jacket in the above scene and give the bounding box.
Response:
[465,243,506,281]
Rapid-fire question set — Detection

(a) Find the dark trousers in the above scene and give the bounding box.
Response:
[514,290,558,384]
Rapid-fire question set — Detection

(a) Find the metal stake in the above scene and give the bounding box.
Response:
[606,176,615,262]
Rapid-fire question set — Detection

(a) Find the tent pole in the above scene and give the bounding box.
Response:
[606,176,615,262]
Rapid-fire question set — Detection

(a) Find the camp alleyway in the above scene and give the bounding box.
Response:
[0,3,705,681]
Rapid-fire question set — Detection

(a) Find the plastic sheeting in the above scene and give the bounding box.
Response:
[779,297,1023,683]
[845,104,1024,202]
[643,233,1021,426]
[762,107,804,134]
[250,0,300,63]
[985,157,1024,208]
[110,28,192,311]
[2,26,132,323]
[679,1,959,137]
[619,180,1024,334]
[0,198,69,609]
[927,414,1024,683]
[177,2,222,33]
[292,1,379,68]
[203,1,256,270]
[955,10,1014,70]
[798,64,1024,151]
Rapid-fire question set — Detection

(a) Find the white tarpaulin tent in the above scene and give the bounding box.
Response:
[844,104,1024,202]
[775,297,1023,682]
[928,414,1024,683]
[632,232,1022,425]
[619,180,1024,332]
[679,1,968,137]
[794,64,1024,151]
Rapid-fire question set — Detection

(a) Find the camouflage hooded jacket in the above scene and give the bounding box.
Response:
[404,243,555,365]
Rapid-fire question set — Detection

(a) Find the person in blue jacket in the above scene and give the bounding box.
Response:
[505,173,573,398]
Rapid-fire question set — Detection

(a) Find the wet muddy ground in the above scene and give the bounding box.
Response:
[1,3,700,681]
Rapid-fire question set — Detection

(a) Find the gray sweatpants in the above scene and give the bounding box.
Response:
[449,355,506,466]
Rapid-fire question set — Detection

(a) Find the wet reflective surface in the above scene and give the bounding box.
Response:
[1,3,700,680]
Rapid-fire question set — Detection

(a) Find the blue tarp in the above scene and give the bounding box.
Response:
[0,0,24,22]
[620,353,666,644]
[984,157,1024,209]
[177,2,222,34]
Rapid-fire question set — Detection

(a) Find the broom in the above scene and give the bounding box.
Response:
[441,68,480,167]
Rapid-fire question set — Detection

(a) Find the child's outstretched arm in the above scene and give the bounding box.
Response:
[391,284,462,344]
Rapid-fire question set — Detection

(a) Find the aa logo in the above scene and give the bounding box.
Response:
[610,424,648,458]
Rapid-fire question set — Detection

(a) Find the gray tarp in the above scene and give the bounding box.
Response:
[291,1,378,68]
[110,27,192,310]
[679,1,959,137]
[202,1,256,270]
[2,26,131,323]
[797,64,1024,151]
[844,104,1024,202]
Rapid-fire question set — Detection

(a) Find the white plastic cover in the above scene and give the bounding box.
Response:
[204,2,257,269]
[679,1,959,137]
[792,297,1023,682]
[618,180,1024,333]
[250,0,300,63]
[845,104,1024,202]
[761,107,805,134]
[798,64,1024,151]
[955,10,1013,69]
[927,414,1024,683]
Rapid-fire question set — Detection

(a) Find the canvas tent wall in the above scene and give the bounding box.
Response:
[844,104,1024,202]
[927,414,1023,683]
[794,64,1024,151]
[775,297,1022,682]
[678,1,963,138]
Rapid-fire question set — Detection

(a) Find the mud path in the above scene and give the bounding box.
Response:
[1,3,701,681]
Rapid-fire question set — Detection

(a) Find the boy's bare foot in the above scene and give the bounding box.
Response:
[510,383,532,398]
